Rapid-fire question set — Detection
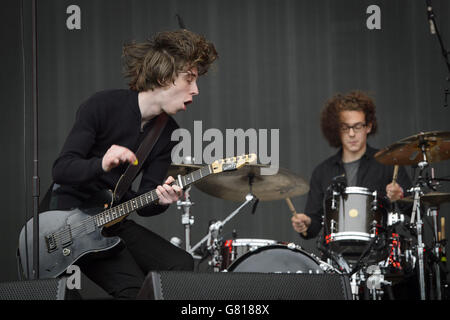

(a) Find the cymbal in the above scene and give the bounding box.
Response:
[399,192,450,206]
[193,165,309,202]
[166,163,201,178]
[374,131,450,166]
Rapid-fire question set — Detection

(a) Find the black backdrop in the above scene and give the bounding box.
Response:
[1,0,449,287]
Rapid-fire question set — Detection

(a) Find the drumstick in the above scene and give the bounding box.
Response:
[441,217,446,241]
[285,197,307,237]
[392,165,399,185]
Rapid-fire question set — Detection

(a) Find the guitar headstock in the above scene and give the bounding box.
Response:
[211,153,257,174]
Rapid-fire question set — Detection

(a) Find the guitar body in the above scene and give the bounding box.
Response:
[18,192,122,279]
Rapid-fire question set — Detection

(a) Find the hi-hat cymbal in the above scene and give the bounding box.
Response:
[374,131,450,166]
[399,192,450,206]
[166,163,202,178]
[193,165,309,202]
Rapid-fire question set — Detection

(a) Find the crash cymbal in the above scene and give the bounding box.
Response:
[166,163,202,178]
[374,131,450,166]
[193,165,309,202]
[399,192,450,206]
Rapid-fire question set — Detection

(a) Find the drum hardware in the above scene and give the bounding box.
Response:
[348,236,380,275]
[409,185,427,300]
[207,220,224,272]
[167,161,201,254]
[379,231,416,283]
[330,219,337,234]
[408,138,442,300]
[331,191,339,210]
[177,185,195,252]
[365,265,393,300]
[326,251,352,274]
[350,272,362,299]
[387,211,405,227]
[371,190,378,211]
[426,205,448,300]
[375,131,450,300]
[189,193,258,270]
[370,221,378,237]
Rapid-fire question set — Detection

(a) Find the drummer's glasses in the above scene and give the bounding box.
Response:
[340,122,366,133]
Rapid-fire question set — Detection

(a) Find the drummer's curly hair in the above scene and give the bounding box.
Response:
[122,29,218,91]
[320,90,378,148]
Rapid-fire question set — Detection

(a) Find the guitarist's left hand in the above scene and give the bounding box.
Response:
[156,176,184,205]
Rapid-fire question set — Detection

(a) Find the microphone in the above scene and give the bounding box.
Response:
[327,174,346,210]
[328,173,347,194]
[426,0,436,35]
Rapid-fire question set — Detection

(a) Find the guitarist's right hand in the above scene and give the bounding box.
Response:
[102,144,138,172]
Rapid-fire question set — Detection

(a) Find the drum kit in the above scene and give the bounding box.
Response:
[166,131,450,300]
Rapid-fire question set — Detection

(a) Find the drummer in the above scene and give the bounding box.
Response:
[291,90,412,239]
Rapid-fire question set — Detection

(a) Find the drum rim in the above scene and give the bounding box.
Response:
[329,231,373,242]
[343,186,374,195]
[225,243,322,272]
[231,238,278,245]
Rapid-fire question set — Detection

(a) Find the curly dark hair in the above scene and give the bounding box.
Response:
[122,29,218,91]
[320,90,378,148]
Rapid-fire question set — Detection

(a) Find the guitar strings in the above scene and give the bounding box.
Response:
[51,165,212,247]
[51,190,159,245]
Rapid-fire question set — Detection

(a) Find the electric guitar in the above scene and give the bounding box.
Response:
[18,154,257,279]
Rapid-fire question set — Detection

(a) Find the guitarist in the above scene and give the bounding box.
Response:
[49,29,218,299]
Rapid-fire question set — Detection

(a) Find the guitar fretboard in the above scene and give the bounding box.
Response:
[93,164,212,227]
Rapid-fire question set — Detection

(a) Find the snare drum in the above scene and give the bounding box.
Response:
[324,187,387,260]
[221,238,277,270]
[226,243,338,274]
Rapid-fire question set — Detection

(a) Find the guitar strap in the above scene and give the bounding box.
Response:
[113,112,169,203]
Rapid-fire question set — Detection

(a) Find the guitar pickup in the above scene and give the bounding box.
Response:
[45,234,58,253]
[60,227,73,248]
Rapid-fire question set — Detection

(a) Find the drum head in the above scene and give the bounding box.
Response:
[227,244,324,273]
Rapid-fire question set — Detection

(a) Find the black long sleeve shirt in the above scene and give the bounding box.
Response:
[52,89,179,216]
[303,145,412,239]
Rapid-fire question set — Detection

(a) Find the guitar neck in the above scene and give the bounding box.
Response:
[94,164,213,227]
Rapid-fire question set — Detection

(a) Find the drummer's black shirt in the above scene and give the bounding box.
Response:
[302,145,412,239]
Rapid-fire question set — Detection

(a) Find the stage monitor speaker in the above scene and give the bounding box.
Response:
[137,271,352,300]
[0,277,67,300]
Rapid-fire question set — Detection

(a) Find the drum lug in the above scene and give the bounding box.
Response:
[287,242,296,250]
[371,190,378,211]
[370,220,378,236]
[331,191,339,210]
[330,219,337,234]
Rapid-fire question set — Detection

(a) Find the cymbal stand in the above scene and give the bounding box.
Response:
[189,193,257,270]
[427,205,443,300]
[176,185,195,252]
[409,137,429,300]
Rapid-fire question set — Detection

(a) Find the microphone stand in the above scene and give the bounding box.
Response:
[31,0,40,280]
[426,0,450,107]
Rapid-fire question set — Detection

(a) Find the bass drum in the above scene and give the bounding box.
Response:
[226,244,338,274]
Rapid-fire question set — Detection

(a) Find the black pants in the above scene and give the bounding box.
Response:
[78,219,194,299]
